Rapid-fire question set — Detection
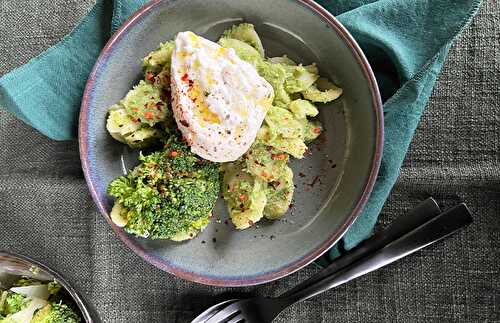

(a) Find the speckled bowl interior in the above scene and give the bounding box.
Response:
[79,0,383,286]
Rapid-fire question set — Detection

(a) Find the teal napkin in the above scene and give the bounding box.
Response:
[0,0,481,261]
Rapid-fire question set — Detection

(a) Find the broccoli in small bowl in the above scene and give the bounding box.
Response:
[0,252,85,323]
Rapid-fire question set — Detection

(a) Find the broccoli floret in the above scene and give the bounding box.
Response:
[30,302,81,323]
[108,132,220,240]
[0,291,30,316]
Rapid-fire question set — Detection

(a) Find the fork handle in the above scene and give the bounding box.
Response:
[279,203,473,305]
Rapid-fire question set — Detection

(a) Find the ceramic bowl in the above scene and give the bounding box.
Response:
[79,0,383,286]
[0,251,96,322]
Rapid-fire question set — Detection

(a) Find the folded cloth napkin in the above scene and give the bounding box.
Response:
[0,0,481,262]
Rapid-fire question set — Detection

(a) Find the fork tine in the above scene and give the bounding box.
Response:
[204,302,241,323]
[226,314,246,323]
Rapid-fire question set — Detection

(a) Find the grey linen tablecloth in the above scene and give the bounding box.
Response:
[1,1,499,322]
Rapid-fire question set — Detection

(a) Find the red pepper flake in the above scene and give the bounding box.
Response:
[319,136,327,144]
[299,172,306,178]
[146,73,154,82]
[181,73,189,82]
[309,175,321,188]
[144,111,154,120]
[170,150,178,157]
[156,102,163,111]
[313,127,321,134]
[248,220,254,226]
[260,171,269,178]
[289,203,294,208]
[272,153,286,160]
[188,79,194,86]
[180,120,190,128]
[131,107,139,112]
[224,219,229,225]
[239,194,247,201]
[132,117,140,123]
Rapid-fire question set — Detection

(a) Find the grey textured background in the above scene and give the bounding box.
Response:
[0,0,499,322]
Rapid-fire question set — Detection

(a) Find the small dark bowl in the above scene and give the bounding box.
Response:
[0,251,97,322]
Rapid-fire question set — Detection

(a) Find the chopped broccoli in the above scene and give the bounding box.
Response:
[121,80,169,127]
[0,291,31,316]
[222,162,267,230]
[256,106,310,158]
[256,61,291,108]
[221,23,264,57]
[302,119,322,143]
[0,316,15,323]
[268,55,296,66]
[284,64,319,93]
[257,125,308,159]
[12,278,43,287]
[218,38,262,65]
[264,106,304,139]
[108,132,220,240]
[288,99,319,119]
[46,282,60,296]
[143,40,175,74]
[30,302,81,323]
[301,77,343,103]
[106,105,163,148]
[243,144,290,183]
[264,165,294,219]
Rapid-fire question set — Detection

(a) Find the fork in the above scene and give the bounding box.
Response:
[192,197,441,323]
[201,202,473,323]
